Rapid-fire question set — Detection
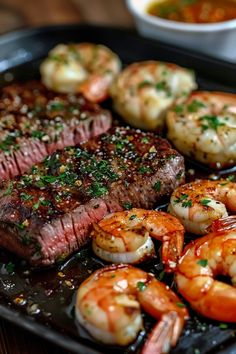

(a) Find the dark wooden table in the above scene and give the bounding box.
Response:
[0,1,133,353]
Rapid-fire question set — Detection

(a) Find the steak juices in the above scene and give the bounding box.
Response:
[0,127,184,265]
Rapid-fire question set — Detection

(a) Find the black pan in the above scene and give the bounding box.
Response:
[0,24,235,354]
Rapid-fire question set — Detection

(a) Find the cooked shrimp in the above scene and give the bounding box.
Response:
[110,61,196,130]
[167,91,236,168]
[168,179,236,235]
[212,215,236,232]
[40,43,121,102]
[175,227,236,322]
[76,264,188,352]
[91,209,184,272]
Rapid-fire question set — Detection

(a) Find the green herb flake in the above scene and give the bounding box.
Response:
[187,100,206,113]
[200,199,211,206]
[174,194,188,204]
[123,202,133,210]
[226,175,235,182]
[174,104,184,114]
[88,182,108,198]
[182,200,192,208]
[153,181,161,192]
[6,262,15,274]
[3,181,13,196]
[141,137,150,144]
[49,102,65,111]
[199,115,225,131]
[176,302,186,308]
[197,259,208,267]
[137,281,146,292]
[31,130,45,140]
[138,81,153,89]
[138,166,152,174]
[20,193,33,202]
[219,323,228,330]
[157,270,165,281]
[129,214,137,220]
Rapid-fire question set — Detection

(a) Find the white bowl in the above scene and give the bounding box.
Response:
[126,0,236,62]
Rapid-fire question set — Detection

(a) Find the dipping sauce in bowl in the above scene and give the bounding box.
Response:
[147,0,236,24]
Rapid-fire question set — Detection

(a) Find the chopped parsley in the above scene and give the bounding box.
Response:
[219,323,228,330]
[123,202,133,210]
[138,166,153,174]
[3,181,13,196]
[49,102,65,111]
[138,80,153,89]
[31,130,45,140]
[226,175,235,182]
[141,137,150,144]
[20,193,33,202]
[176,302,186,308]
[174,194,189,204]
[197,259,208,267]
[187,100,206,113]
[173,104,184,114]
[88,182,108,198]
[153,181,161,192]
[6,262,15,274]
[200,199,211,206]
[137,281,146,292]
[129,214,137,220]
[199,115,225,131]
[182,200,192,208]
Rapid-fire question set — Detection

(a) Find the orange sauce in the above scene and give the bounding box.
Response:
[147,0,236,23]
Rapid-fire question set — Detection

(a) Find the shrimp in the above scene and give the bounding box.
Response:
[110,61,196,130]
[167,91,236,168]
[76,264,188,352]
[40,43,121,102]
[175,226,236,322]
[91,209,184,272]
[168,179,236,235]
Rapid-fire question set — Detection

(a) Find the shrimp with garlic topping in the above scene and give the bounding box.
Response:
[40,43,121,102]
[110,61,196,130]
[168,179,236,235]
[76,264,188,353]
[91,209,184,272]
[175,222,236,322]
[167,91,236,168]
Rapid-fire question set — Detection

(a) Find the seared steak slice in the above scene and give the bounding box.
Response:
[0,127,185,265]
[0,81,111,179]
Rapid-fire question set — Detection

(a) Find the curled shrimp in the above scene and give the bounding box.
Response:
[40,43,121,102]
[91,209,184,272]
[76,264,188,352]
[167,91,236,168]
[110,61,196,130]
[168,179,236,235]
[175,223,236,322]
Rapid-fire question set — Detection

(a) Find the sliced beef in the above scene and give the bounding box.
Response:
[0,81,111,179]
[0,127,185,266]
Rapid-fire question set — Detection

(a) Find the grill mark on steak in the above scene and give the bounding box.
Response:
[0,127,185,266]
[0,81,111,179]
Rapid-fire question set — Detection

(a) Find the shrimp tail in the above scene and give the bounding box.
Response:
[141,312,179,354]
[162,230,184,272]
[211,215,236,232]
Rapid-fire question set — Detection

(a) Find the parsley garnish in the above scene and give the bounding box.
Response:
[20,193,33,202]
[219,323,228,330]
[182,200,192,208]
[137,281,146,292]
[200,199,211,206]
[123,202,133,210]
[129,214,137,220]
[174,104,184,114]
[197,259,208,267]
[176,302,186,308]
[3,181,13,196]
[88,182,108,198]
[141,137,150,144]
[187,100,206,113]
[49,102,65,111]
[31,130,45,140]
[226,175,235,182]
[6,262,15,274]
[199,115,225,131]
[138,81,153,89]
[138,166,152,174]
[153,181,161,192]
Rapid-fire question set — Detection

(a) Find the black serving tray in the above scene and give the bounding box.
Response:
[0,24,235,354]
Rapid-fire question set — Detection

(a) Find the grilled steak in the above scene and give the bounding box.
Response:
[0,81,111,179]
[0,127,185,266]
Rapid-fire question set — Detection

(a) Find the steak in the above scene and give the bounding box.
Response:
[0,81,111,179]
[0,127,185,266]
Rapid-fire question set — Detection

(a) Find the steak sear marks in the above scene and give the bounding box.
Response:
[0,127,185,265]
[0,81,111,179]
